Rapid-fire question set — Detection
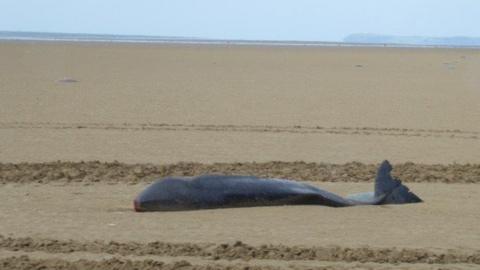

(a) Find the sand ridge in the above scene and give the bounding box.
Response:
[1,161,479,184]
[1,236,480,270]
[2,235,480,264]
[3,256,478,270]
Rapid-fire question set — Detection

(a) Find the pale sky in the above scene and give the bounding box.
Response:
[1,0,479,41]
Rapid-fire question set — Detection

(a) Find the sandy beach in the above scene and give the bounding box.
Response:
[1,41,480,269]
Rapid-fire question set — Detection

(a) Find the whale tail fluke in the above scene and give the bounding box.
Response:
[374,160,422,204]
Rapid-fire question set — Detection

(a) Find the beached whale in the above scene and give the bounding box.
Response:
[134,160,422,211]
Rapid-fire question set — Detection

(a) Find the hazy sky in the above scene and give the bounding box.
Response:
[1,0,479,41]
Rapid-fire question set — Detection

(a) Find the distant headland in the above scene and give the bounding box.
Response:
[344,33,480,47]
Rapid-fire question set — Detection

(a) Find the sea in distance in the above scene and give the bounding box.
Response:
[1,31,479,48]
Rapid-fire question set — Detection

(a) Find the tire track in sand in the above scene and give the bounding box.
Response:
[1,121,479,140]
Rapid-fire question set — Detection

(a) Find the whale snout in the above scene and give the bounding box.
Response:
[133,199,145,212]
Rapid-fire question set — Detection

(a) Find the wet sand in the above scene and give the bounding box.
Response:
[1,42,480,269]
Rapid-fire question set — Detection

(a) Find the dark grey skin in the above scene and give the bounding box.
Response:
[134,160,422,212]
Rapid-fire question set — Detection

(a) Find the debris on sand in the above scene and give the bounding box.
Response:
[56,77,79,83]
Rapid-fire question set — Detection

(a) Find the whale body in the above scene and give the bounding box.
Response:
[134,160,422,212]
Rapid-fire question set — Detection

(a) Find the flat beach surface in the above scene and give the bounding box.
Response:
[1,42,480,269]
[1,42,480,163]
